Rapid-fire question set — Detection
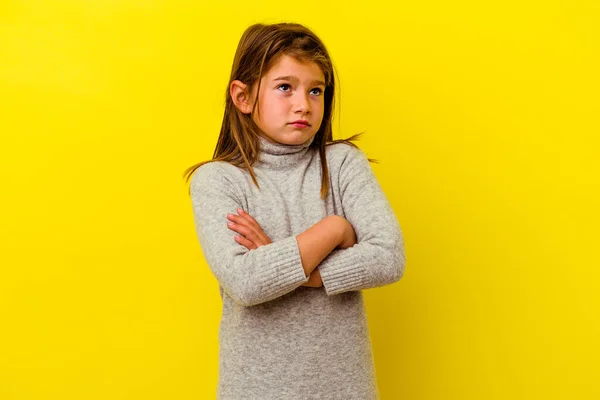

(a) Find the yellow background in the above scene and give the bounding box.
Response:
[1,1,598,398]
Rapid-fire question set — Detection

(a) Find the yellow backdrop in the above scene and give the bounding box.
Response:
[1,1,598,399]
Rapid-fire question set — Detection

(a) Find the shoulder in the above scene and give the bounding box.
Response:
[325,141,370,174]
[189,160,244,193]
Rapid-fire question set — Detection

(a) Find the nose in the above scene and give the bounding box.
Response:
[294,92,311,114]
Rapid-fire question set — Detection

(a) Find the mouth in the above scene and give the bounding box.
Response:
[290,123,309,128]
[289,120,310,128]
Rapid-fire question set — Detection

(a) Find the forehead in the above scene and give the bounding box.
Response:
[264,54,325,82]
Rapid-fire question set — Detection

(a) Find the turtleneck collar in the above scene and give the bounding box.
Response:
[256,134,315,170]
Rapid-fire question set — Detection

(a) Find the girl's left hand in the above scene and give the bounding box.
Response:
[227,208,272,250]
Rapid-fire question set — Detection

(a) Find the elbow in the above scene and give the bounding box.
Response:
[226,282,274,308]
[369,225,406,285]
[224,284,261,307]
[220,284,247,307]
[361,237,406,288]
[381,243,406,285]
[224,289,256,307]
[390,233,406,283]
[212,257,263,307]
[392,250,406,283]
[213,270,257,307]
[236,293,264,308]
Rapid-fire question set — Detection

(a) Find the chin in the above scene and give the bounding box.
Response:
[285,138,308,145]
[285,132,316,145]
[262,130,316,145]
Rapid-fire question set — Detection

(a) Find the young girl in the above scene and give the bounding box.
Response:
[185,22,405,399]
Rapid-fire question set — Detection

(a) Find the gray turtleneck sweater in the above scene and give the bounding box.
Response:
[189,134,406,399]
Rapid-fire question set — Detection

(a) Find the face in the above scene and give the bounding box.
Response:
[247,54,326,145]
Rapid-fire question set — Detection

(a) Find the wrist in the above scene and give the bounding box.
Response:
[326,215,347,247]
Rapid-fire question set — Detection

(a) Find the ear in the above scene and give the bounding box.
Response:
[230,80,254,114]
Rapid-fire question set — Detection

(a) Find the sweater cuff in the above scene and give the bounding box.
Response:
[318,249,368,295]
[255,236,310,300]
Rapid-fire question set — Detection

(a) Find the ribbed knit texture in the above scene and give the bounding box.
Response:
[189,134,406,399]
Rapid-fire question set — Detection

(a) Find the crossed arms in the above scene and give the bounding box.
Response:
[190,148,405,307]
[226,210,358,288]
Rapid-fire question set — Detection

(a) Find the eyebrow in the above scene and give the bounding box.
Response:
[272,76,326,87]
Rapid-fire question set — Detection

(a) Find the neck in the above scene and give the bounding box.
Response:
[255,134,315,170]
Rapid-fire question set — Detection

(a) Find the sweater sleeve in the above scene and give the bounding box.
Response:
[189,162,310,307]
[318,147,406,296]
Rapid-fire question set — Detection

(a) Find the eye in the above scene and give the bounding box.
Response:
[310,88,323,96]
[277,84,291,92]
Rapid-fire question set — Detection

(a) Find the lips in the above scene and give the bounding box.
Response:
[290,120,310,126]
[290,122,309,129]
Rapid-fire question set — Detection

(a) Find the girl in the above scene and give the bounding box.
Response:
[185,22,405,400]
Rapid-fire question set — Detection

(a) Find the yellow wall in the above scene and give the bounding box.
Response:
[1,1,598,399]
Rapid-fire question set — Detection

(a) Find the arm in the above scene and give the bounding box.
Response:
[301,217,356,287]
[225,209,354,288]
[190,163,308,307]
[190,163,348,306]
[302,269,323,287]
[296,215,355,276]
[317,146,406,296]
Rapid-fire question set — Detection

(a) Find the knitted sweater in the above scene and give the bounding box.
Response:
[189,134,406,399]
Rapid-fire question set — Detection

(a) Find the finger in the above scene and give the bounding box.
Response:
[227,214,258,236]
[227,213,264,242]
[234,235,257,250]
[228,213,271,247]
[227,222,260,243]
[236,209,261,230]
[227,221,249,235]
[227,213,244,223]
[228,213,257,231]
[236,210,271,244]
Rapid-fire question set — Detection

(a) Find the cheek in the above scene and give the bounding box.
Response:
[259,96,278,112]
[267,98,289,117]
[314,100,325,116]
[253,97,269,122]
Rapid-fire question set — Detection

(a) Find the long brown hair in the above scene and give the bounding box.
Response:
[183,22,376,199]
